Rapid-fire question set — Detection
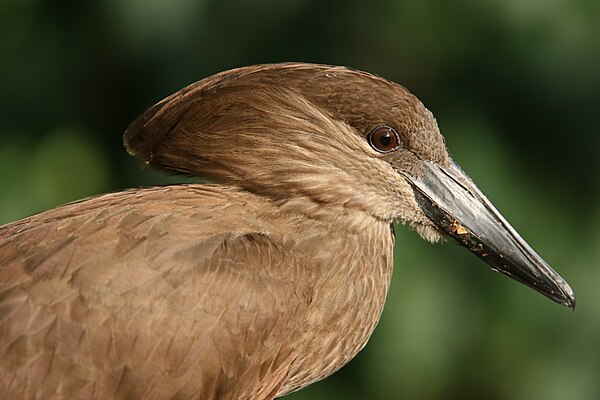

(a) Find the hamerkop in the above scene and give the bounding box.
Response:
[0,63,575,399]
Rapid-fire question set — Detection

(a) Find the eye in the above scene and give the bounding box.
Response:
[367,126,401,153]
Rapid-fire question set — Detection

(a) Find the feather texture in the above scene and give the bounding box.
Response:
[0,184,393,399]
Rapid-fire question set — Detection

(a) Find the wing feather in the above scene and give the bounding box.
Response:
[0,185,309,400]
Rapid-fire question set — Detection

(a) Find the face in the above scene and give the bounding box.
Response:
[309,68,574,309]
[125,62,575,309]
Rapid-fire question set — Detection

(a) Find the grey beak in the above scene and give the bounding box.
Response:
[404,159,575,309]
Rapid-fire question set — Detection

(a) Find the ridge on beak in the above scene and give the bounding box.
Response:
[403,160,575,309]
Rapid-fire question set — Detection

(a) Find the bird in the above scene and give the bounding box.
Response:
[0,63,575,400]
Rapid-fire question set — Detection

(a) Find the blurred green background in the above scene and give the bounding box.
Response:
[1,0,599,399]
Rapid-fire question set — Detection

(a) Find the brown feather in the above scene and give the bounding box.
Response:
[0,184,394,399]
[0,63,448,399]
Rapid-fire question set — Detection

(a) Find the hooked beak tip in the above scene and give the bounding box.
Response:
[561,286,576,310]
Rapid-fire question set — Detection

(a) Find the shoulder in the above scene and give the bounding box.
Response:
[0,184,310,399]
[0,184,300,292]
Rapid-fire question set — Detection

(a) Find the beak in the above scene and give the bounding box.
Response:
[403,159,575,309]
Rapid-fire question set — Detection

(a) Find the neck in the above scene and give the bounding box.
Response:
[266,196,395,394]
[272,194,389,233]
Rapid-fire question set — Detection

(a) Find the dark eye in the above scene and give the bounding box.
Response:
[367,126,401,153]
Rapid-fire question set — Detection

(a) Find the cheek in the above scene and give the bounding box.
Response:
[387,174,444,243]
[386,174,422,220]
[386,149,426,178]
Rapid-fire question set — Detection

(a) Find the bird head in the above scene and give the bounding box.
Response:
[124,63,575,309]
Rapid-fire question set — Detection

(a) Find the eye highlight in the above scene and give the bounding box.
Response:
[367,126,401,153]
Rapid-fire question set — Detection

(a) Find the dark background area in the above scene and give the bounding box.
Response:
[1,1,599,399]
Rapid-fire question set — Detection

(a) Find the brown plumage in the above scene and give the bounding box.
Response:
[0,63,574,399]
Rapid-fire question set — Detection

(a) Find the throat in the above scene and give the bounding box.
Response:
[273,194,392,234]
[281,217,395,394]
